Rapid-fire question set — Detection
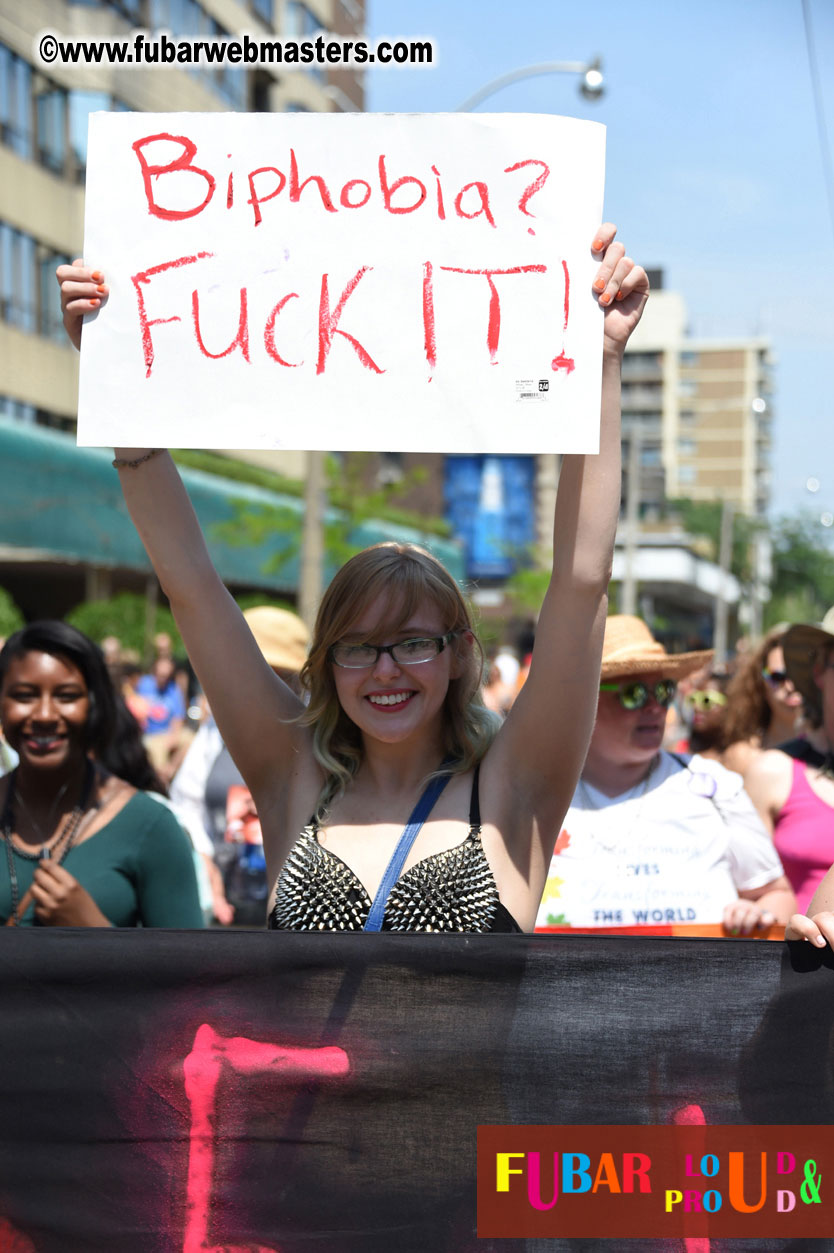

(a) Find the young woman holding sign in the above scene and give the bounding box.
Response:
[58,225,648,932]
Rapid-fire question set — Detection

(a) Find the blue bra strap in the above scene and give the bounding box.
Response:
[363,769,453,933]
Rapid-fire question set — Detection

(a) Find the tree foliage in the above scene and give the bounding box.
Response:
[66,593,183,658]
[764,513,834,628]
[666,498,761,584]
[0,588,24,640]
[212,454,445,576]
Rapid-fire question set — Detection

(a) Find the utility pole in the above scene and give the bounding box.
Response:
[621,424,641,615]
[299,450,326,630]
[714,498,735,663]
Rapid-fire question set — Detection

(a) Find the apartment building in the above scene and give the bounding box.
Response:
[0,0,363,434]
[623,269,772,521]
[0,0,378,617]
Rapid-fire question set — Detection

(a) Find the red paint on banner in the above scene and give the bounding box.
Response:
[0,1218,36,1252]
[551,260,575,373]
[441,265,547,363]
[378,154,427,214]
[422,260,436,379]
[264,293,302,367]
[431,165,446,220]
[132,252,213,378]
[317,267,384,375]
[290,148,337,213]
[340,179,372,209]
[561,258,570,332]
[503,159,551,237]
[453,182,496,228]
[672,1105,711,1252]
[192,287,250,362]
[182,1023,349,1253]
[132,134,216,221]
[248,167,287,227]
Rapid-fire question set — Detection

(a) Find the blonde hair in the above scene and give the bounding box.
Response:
[299,543,497,815]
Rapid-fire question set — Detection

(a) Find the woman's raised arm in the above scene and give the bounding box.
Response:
[57,262,313,805]
[483,225,649,888]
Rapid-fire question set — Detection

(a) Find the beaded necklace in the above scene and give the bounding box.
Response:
[1,759,96,926]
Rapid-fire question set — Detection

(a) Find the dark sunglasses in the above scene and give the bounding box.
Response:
[599,679,677,710]
[762,668,790,687]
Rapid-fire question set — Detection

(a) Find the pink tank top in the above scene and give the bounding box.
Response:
[773,758,834,911]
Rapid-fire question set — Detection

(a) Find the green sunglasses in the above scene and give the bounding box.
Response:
[599,679,677,710]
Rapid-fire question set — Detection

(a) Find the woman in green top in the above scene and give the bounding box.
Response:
[0,620,202,927]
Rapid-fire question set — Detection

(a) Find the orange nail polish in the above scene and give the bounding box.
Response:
[91,270,103,281]
[593,278,605,292]
[89,298,100,307]
[96,284,106,293]
[593,240,604,252]
[599,293,611,306]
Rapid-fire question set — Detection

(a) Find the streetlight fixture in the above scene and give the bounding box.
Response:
[455,57,604,112]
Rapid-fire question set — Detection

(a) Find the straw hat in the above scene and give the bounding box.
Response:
[243,606,310,673]
[781,608,834,708]
[600,615,713,681]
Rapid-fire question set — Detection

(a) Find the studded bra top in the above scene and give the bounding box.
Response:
[269,766,522,933]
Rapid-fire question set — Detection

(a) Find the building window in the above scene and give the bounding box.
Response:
[251,0,273,21]
[0,394,37,424]
[35,84,67,174]
[0,222,69,340]
[38,247,70,341]
[69,0,144,18]
[0,44,33,159]
[0,223,36,332]
[678,438,696,457]
[285,2,326,83]
[680,350,699,367]
[678,379,698,398]
[678,466,697,485]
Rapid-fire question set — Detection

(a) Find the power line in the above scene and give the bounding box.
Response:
[802,0,834,249]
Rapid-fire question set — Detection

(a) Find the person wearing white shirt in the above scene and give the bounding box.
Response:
[536,616,796,934]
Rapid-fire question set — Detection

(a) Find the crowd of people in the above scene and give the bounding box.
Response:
[1,223,833,949]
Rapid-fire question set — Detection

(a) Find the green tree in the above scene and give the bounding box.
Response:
[666,498,761,584]
[212,454,446,576]
[0,588,24,639]
[66,593,182,657]
[764,514,834,628]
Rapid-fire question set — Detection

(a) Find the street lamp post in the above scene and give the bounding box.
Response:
[455,59,604,112]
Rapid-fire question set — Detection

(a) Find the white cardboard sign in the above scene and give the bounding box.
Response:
[77,112,605,452]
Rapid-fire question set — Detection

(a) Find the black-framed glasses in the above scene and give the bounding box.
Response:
[330,632,458,669]
[762,668,790,687]
[599,679,677,710]
[685,689,727,711]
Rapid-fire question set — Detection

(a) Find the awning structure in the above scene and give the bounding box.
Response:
[0,419,463,596]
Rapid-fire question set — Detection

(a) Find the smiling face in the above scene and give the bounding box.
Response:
[330,595,464,748]
[0,650,91,772]
[587,670,669,774]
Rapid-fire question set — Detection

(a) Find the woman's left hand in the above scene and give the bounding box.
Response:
[591,223,650,356]
[786,910,834,948]
[29,861,111,927]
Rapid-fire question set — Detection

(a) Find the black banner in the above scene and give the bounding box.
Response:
[0,932,831,1253]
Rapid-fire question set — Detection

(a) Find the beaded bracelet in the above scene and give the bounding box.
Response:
[111,448,164,470]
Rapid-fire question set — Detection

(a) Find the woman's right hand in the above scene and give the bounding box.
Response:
[786,911,834,947]
[55,259,108,351]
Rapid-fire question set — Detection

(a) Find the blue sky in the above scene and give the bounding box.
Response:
[365,0,834,524]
